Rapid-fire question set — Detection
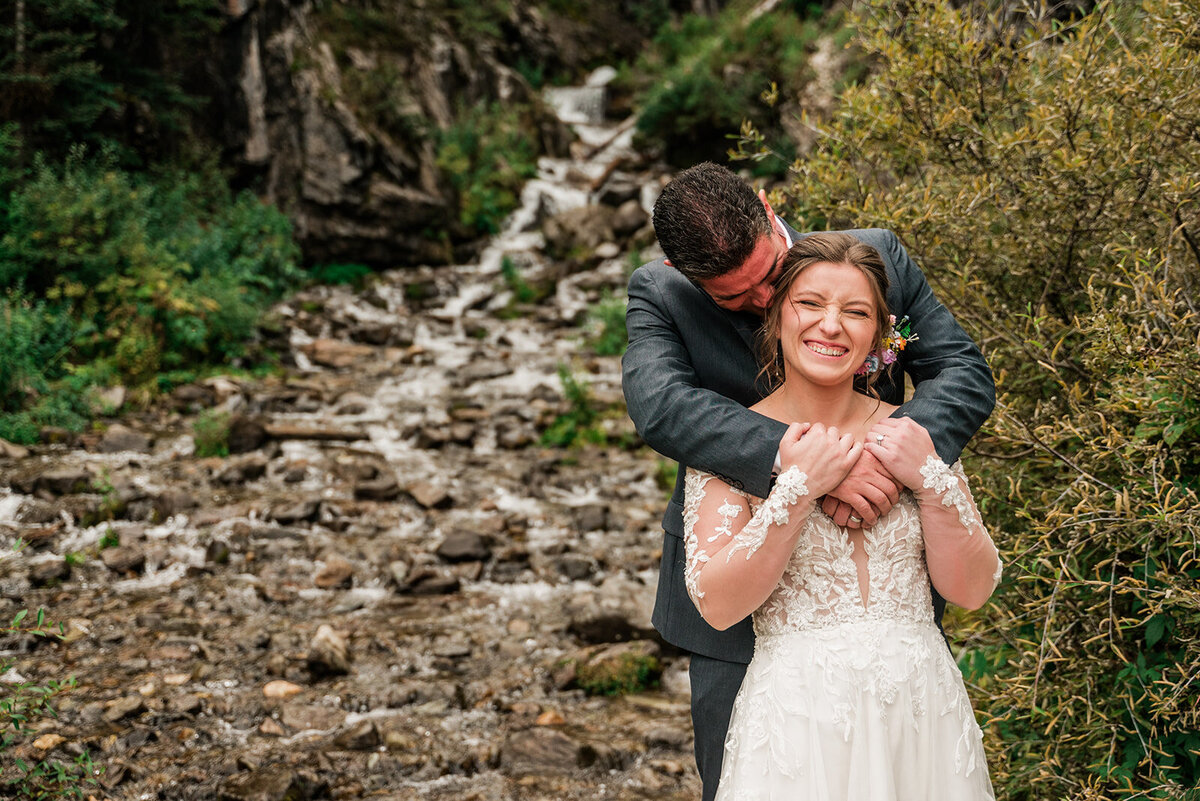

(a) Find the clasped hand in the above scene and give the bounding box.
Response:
[785,417,936,528]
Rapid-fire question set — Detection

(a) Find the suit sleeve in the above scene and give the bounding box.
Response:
[877,230,996,464]
[622,265,787,499]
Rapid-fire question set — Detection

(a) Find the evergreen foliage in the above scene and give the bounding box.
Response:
[739,1,1200,796]
[626,0,833,171]
[0,0,218,164]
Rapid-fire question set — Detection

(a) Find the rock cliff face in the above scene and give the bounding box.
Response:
[208,0,579,267]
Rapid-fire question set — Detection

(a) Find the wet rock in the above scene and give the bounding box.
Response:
[401,567,460,595]
[0,438,29,460]
[262,680,304,700]
[29,559,70,587]
[332,720,380,750]
[227,416,269,454]
[96,423,152,454]
[155,488,198,518]
[404,480,452,509]
[502,727,585,774]
[206,539,231,565]
[216,764,319,801]
[271,500,319,525]
[573,503,608,532]
[612,198,650,235]
[555,554,596,581]
[387,560,409,587]
[259,717,287,736]
[304,338,375,369]
[313,555,354,589]
[35,468,94,496]
[333,392,371,415]
[353,473,400,501]
[172,383,216,412]
[567,612,654,645]
[645,725,689,750]
[216,454,269,484]
[170,693,204,715]
[104,695,148,723]
[13,498,61,526]
[279,702,346,732]
[565,640,663,696]
[101,546,146,574]
[436,531,491,563]
[306,624,351,677]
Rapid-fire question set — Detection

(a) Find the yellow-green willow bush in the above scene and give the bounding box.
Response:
[739,1,1200,797]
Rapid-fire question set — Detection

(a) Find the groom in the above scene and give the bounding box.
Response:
[621,162,995,801]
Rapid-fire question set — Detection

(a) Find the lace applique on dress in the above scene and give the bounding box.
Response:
[725,466,809,563]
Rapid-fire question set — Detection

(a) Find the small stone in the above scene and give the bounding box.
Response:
[306,624,351,677]
[502,727,584,774]
[404,480,451,509]
[30,559,70,587]
[535,710,565,726]
[304,338,375,369]
[227,416,269,454]
[313,556,354,589]
[555,554,595,581]
[262,680,303,700]
[104,695,147,722]
[164,673,190,686]
[33,733,66,750]
[332,720,380,750]
[36,468,93,496]
[574,504,608,532]
[279,702,345,732]
[353,474,400,501]
[101,545,146,574]
[96,423,152,454]
[216,764,314,801]
[170,694,204,715]
[259,717,287,737]
[271,500,319,525]
[0,438,30,460]
[436,531,491,563]
[387,560,409,587]
[402,567,460,595]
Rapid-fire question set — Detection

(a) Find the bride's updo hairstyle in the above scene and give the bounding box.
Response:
[755,231,891,392]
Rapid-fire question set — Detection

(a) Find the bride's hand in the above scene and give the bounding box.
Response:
[862,417,937,491]
[779,422,863,499]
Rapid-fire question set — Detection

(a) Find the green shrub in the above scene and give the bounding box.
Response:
[583,291,628,356]
[192,408,231,458]
[435,101,539,235]
[749,1,1200,796]
[0,147,302,435]
[626,0,834,170]
[310,263,373,287]
[540,365,605,448]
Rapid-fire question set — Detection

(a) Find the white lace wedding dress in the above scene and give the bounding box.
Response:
[683,461,998,801]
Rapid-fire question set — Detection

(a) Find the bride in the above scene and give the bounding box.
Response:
[682,232,1001,800]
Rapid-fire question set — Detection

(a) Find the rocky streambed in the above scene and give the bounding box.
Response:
[1,81,701,800]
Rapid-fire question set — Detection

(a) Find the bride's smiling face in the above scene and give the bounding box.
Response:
[778,261,880,386]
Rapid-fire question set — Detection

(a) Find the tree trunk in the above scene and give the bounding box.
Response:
[15,0,26,70]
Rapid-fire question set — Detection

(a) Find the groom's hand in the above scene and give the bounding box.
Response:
[820,449,902,528]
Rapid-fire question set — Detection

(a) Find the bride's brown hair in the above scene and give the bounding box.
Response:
[755,232,891,392]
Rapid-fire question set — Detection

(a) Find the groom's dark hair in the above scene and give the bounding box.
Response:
[652,162,772,282]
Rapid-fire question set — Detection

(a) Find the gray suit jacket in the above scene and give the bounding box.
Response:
[622,226,995,663]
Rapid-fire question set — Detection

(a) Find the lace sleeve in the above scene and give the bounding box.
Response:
[919,457,1003,588]
[682,467,751,607]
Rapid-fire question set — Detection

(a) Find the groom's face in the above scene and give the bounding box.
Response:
[697,227,789,315]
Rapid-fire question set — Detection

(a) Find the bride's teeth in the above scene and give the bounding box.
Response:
[808,343,845,356]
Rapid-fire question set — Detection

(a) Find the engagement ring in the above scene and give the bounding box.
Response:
[875,434,886,444]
